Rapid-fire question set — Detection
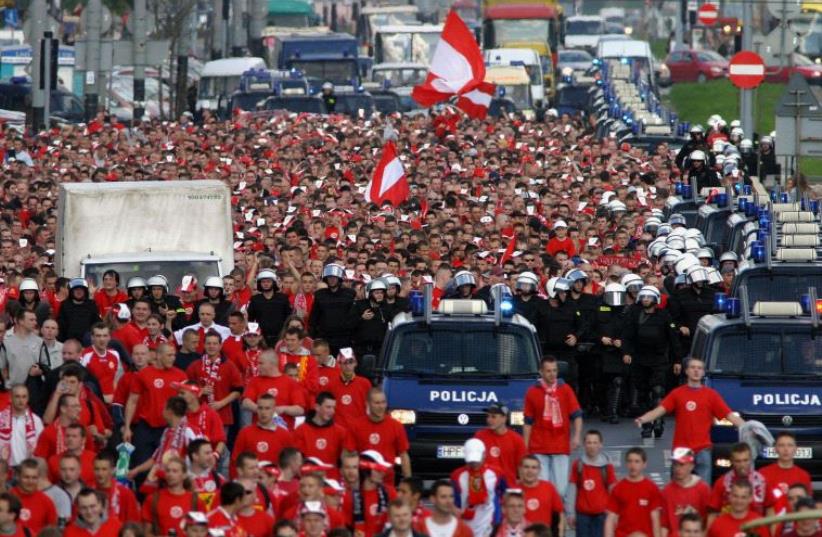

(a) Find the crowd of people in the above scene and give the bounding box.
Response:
[0,106,816,537]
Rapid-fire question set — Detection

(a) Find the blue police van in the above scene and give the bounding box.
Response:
[362,286,541,477]
[694,286,822,481]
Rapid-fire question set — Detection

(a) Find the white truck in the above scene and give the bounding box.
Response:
[55,181,234,286]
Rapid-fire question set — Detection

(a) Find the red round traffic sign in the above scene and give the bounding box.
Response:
[697,3,719,26]
[729,50,766,89]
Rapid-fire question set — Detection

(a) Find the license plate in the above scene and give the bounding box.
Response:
[761,447,813,459]
[437,445,464,459]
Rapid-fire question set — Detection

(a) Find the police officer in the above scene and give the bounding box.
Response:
[512,272,543,328]
[247,270,292,346]
[621,285,681,438]
[687,150,721,189]
[595,283,628,424]
[540,277,584,388]
[321,82,337,113]
[621,273,644,306]
[668,266,717,364]
[193,276,235,326]
[309,263,356,354]
[675,125,711,170]
[446,270,477,299]
[146,274,184,319]
[565,268,598,412]
[740,139,757,175]
[381,274,410,321]
[125,277,148,309]
[758,135,780,177]
[348,279,390,359]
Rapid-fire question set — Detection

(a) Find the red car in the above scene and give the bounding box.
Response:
[661,49,729,84]
[764,53,822,84]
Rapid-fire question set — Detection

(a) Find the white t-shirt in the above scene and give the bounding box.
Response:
[425,517,458,537]
[11,413,44,465]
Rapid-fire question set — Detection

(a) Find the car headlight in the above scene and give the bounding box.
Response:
[510,411,525,426]
[714,411,740,426]
[390,409,416,425]
[711,66,722,74]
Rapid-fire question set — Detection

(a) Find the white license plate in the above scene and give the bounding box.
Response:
[437,445,464,459]
[761,447,813,459]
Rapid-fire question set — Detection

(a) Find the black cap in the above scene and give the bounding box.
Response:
[485,403,509,416]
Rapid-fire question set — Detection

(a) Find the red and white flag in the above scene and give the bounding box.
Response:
[366,141,409,207]
[456,81,495,119]
[412,10,488,107]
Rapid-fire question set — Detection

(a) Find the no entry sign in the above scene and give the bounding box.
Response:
[697,3,719,26]
[729,50,766,89]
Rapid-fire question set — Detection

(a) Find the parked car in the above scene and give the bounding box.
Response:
[764,53,822,84]
[558,49,594,73]
[662,49,728,84]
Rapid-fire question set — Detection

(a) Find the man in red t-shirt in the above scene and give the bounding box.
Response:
[141,457,205,535]
[566,430,616,536]
[46,424,96,484]
[313,340,340,393]
[604,447,662,537]
[523,356,583,498]
[81,323,122,404]
[63,487,122,537]
[124,342,188,470]
[546,220,577,257]
[517,455,565,528]
[637,357,744,483]
[236,478,275,537]
[473,403,526,486]
[661,448,712,537]
[350,388,411,480]
[707,480,769,537]
[10,459,58,534]
[177,381,227,458]
[93,451,140,523]
[759,431,813,521]
[112,299,151,355]
[707,442,774,525]
[327,349,370,429]
[0,492,29,537]
[232,393,294,475]
[186,332,243,428]
[294,391,355,472]
[93,270,128,316]
[242,350,306,429]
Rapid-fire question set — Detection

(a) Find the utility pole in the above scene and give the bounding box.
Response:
[175,11,194,117]
[231,0,245,57]
[83,0,103,120]
[248,0,266,58]
[40,31,57,129]
[674,0,684,50]
[28,0,47,129]
[740,0,754,138]
[784,87,808,177]
[133,0,147,122]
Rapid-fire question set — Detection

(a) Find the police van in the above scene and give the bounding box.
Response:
[694,286,822,481]
[361,285,541,477]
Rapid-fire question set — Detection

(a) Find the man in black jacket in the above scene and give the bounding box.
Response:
[309,263,355,355]
[247,269,291,347]
[348,279,390,359]
[57,278,101,343]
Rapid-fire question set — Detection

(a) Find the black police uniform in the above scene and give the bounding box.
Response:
[57,290,102,343]
[568,292,598,412]
[591,298,628,422]
[687,166,721,189]
[247,292,292,347]
[383,296,411,322]
[347,298,390,358]
[309,286,357,354]
[538,299,584,386]
[668,285,717,360]
[513,294,545,328]
[675,140,712,170]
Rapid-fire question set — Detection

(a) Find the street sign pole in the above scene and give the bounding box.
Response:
[83,0,102,120]
[741,0,754,138]
[28,0,47,129]
[133,0,147,123]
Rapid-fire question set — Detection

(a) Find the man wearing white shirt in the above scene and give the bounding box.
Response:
[172,303,230,351]
[0,385,43,466]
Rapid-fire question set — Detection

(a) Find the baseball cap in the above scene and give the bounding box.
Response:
[300,501,327,518]
[464,438,486,463]
[112,303,131,321]
[359,450,393,470]
[244,322,262,336]
[171,381,202,396]
[480,215,494,224]
[671,447,695,464]
[338,347,356,363]
[485,403,509,416]
[186,512,208,526]
[553,220,568,229]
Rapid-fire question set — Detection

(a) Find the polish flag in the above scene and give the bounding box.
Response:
[366,142,409,207]
[412,10,487,107]
[456,82,495,119]
[499,234,516,266]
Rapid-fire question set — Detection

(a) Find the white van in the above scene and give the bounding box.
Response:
[564,15,606,52]
[596,39,656,89]
[483,48,545,108]
[196,57,267,111]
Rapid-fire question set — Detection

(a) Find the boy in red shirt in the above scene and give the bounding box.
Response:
[759,432,812,520]
[604,447,662,537]
[547,220,577,257]
[186,332,243,428]
[517,455,565,528]
[81,323,122,404]
[661,448,711,537]
[327,349,370,429]
[473,403,527,486]
[232,393,294,475]
[707,480,769,537]
[566,430,616,537]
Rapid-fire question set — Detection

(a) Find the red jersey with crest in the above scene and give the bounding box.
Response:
[81,347,121,398]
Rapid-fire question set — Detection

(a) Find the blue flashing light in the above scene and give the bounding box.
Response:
[745,202,758,217]
[681,184,692,198]
[409,290,424,316]
[620,57,629,64]
[714,292,727,313]
[780,192,790,203]
[498,86,506,97]
[801,294,812,314]
[810,199,820,214]
[715,193,728,208]
[738,198,749,212]
[751,241,766,263]
[500,300,514,317]
[675,182,683,195]
[725,298,741,318]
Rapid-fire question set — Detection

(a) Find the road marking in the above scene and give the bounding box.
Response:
[649,472,666,487]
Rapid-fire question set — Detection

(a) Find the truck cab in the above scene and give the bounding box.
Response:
[274,32,363,88]
[364,288,541,478]
[694,293,822,481]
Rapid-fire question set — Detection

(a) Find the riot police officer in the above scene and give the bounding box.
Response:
[321,82,337,113]
[687,150,721,189]
[622,286,681,438]
[309,263,356,354]
[669,266,717,362]
[445,270,478,299]
[348,279,390,359]
[382,274,409,320]
[540,277,584,388]
[594,282,629,424]
[676,125,711,170]
[566,268,598,412]
[512,271,544,328]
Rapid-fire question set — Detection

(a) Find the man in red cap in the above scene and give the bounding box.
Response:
[176,380,226,458]
[353,450,397,537]
[660,448,711,537]
[473,403,526,486]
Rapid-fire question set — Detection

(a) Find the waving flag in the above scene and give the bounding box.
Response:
[412,11,488,108]
[456,82,495,119]
[366,142,409,207]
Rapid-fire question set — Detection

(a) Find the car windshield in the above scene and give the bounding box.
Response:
[268,14,310,27]
[373,94,400,114]
[709,329,822,377]
[560,51,592,63]
[371,68,427,86]
[697,51,725,62]
[497,84,531,109]
[85,261,220,290]
[736,271,822,303]
[290,60,358,85]
[491,19,550,44]
[385,326,539,377]
[264,97,325,114]
[378,32,440,64]
[368,12,419,27]
[567,20,604,35]
[199,75,243,99]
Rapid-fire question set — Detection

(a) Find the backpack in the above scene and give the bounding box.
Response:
[151,490,199,535]
[574,459,609,488]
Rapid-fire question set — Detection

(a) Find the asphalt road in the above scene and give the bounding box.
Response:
[592,416,674,488]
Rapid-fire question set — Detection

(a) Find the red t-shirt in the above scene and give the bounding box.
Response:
[231,423,294,475]
[221,335,245,369]
[547,237,577,257]
[81,347,121,398]
[606,477,663,537]
[708,511,769,537]
[474,428,527,485]
[191,470,225,512]
[328,374,371,429]
[188,404,227,445]
[102,481,141,523]
[10,487,58,534]
[278,350,320,396]
[238,508,275,537]
[523,381,582,455]
[568,459,617,515]
[112,322,149,355]
[47,449,96,484]
[709,470,774,515]
[113,370,138,407]
[64,517,122,537]
[520,480,563,524]
[660,385,732,451]
[140,489,204,536]
[94,288,128,316]
[132,365,188,428]
[660,478,712,537]
[243,374,307,429]
[186,357,243,425]
[316,363,340,392]
[351,416,410,474]
[759,463,812,510]
[355,486,397,537]
[34,421,96,458]
[293,419,355,468]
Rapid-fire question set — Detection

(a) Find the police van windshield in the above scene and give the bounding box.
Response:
[385,326,539,377]
[708,329,822,377]
[736,272,822,303]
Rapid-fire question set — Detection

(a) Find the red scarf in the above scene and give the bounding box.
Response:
[0,408,37,462]
[154,418,192,463]
[497,521,526,537]
[466,465,489,508]
[244,349,261,379]
[201,354,222,403]
[55,423,67,454]
[539,379,563,427]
